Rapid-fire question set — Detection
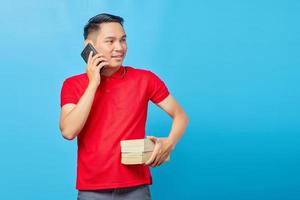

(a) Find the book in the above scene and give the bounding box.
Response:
[121,152,153,165]
[120,138,170,165]
[120,139,155,153]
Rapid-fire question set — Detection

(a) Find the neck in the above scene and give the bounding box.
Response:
[101,66,121,77]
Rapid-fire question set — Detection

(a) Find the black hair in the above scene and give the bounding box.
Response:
[83,13,124,39]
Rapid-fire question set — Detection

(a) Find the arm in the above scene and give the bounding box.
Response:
[59,84,98,140]
[59,51,109,140]
[145,94,189,167]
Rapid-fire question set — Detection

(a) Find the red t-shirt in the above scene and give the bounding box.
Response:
[60,66,170,190]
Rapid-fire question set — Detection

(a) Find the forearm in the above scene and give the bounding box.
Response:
[167,110,189,148]
[146,110,188,167]
[60,84,98,140]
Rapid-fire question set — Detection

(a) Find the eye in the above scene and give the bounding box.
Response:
[105,40,113,44]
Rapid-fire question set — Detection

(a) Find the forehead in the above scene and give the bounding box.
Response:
[97,22,126,38]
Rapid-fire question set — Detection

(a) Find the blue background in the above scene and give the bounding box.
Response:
[1,0,299,199]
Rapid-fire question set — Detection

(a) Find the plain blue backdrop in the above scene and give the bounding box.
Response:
[1,0,299,199]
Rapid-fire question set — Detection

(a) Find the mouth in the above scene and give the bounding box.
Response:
[111,55,124,60]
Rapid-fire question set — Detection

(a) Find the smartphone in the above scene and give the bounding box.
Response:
[81,43,98,63]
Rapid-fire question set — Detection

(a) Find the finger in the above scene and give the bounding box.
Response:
[94,57,108,66]
[145,137,161,165]
[156,160,163,167]
[154,159,162,167]
[91,56,106,66]
[97,62,109,72]
[91,53,105,63]
[146,142,161,165]
[145,144,161,166]
[152,148,169,167]
[152,151,163,167]
[95,60,108,68]
[98,61,109,67]
[151,156,160,167]
[153,156,163,167]
[162,152,169,161]
[87,51,94,65]
[158,154,168,166]
[145,150,157,165]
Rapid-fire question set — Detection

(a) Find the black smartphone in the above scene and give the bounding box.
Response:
[81,43,98,63]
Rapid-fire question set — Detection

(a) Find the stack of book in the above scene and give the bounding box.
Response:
[121,139,155,165]
[120,138,170,165]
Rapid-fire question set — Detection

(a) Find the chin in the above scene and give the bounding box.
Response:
[109,62,123,68]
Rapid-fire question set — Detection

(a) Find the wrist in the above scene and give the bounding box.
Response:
[166,137,177,150]
[87,82,99,92]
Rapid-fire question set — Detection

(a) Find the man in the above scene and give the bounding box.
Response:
[59,13,188,200]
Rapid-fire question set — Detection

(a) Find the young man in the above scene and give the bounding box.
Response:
[59,13,188,200]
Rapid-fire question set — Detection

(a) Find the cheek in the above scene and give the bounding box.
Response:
[122,44,128,52]
[101,47,113,58]
[96,44,112,54]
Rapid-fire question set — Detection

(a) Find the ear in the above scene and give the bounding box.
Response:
[84,39,93,47]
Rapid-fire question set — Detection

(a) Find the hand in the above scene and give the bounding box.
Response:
[145,136,175,167]
[86,51,109,88]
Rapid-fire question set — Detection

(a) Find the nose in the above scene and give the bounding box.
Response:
[114,41,122,51]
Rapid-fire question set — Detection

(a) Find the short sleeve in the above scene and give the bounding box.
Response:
[147,71,170,104]
[60,79,79,107]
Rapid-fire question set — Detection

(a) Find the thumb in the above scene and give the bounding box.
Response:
[147,136,158,143]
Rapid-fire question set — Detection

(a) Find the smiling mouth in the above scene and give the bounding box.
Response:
[111,55,123,59]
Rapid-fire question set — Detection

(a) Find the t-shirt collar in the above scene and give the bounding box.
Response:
[101,66,125,79]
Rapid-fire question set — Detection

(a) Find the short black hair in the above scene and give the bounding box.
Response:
[83,13,124,39]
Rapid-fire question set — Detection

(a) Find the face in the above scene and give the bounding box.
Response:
[90,22,127,68]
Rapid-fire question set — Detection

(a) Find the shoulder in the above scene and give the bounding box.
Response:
[63,73,88,84]
[125,66,160,80]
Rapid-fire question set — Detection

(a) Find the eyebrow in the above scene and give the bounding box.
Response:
[104,35,127,40]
